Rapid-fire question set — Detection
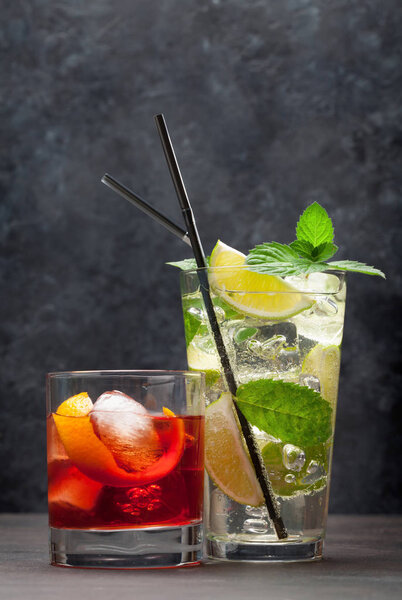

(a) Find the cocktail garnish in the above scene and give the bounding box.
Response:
[246,202,385,278]
[236,379,332,447]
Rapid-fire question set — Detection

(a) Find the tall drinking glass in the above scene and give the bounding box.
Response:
[180,268,346,562]
[47,370,205,568]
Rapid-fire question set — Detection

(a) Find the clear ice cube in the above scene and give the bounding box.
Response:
[243,518,269,533]
[299,373,321,393]
[313,297,338,316]
[187,306,206,323]
[222,320,302,383]
[90,391,162,472]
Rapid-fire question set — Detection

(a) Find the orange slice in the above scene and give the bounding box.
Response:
[53,393,185,487]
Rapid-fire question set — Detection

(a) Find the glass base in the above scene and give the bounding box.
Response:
[50,523,202,569]
[206,535,323,562]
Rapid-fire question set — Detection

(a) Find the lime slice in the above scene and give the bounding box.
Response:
[205,393,263,506]
[302,344,341,405]
[187,333,221,387]
[209,241,313,319]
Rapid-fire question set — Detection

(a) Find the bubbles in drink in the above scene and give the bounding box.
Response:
[282,444,306,472]
[245,505,267,517]
[307,460,319,474]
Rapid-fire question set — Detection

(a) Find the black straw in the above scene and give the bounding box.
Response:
[154,113,287,540]
[101,173,191,246]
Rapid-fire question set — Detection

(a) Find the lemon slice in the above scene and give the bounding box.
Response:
[205,393,263,506]
[209,241,313,319]
[302,344,341,405]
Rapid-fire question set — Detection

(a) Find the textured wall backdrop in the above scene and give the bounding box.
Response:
[1,0,401,513]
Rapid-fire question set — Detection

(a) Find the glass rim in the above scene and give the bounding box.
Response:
[180,267,346,294]
[46,369,204,380]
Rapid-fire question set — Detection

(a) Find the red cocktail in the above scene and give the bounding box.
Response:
[47,371,205,568]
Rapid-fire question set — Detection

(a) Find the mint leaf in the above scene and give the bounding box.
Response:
[311,242,338,262]
[246,242,328,276]
[246,201,384,278]
[290,240,338,262]
[296,202,334,247]
[289,240,315,259]
[183,310,203,346]
[234,327,258,343]
[166,258,198,270]
[327,260,386,279]
[236,379,333,446]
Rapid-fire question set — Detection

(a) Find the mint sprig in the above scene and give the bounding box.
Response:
[246,202,385,278]
[296,202,334,247]
[236,378,332,446]
[247,242,329,276]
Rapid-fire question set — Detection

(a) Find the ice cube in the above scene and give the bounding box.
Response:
[249,335,287,359]
[260,322,298,347]
[213,305,226,323]
[313,297,338,316]
[188,306,206,323]
[299,373,321,393]
[90,391,162,473]
[221,319,302,383]
[243,518,269,533]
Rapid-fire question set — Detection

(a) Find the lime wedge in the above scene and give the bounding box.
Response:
[209,241,313,319]
[187,334,221,387]
[302,344,341,405]
[205,393,263,506]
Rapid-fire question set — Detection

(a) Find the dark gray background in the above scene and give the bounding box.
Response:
[1,0,401,513]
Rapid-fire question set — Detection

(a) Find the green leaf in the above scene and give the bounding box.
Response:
[289,240,315,259]
[327,260,386,278]
[166,258,198,271]
[290,240,338,262]
[183,310,203,346]
[234,327,258,343]
[246,242,328,276]
[236,379,333,446]
[296,202,334,247]
[311,242,338,262]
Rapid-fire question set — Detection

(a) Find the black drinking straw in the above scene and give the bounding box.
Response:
[101,174,191,246]
[154,113,287,540]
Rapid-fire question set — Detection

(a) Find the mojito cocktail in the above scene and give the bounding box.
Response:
[175,198,384,562]
[47,371,205,568]
[180,242,346,561]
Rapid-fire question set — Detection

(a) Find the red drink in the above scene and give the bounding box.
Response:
[48,412,204,530]
[47,373,205,568]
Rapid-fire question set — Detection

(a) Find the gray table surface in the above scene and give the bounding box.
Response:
[0,514,401,600]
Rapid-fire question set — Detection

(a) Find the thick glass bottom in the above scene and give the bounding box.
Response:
[206,534,324,562]
[50,523,202,569]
